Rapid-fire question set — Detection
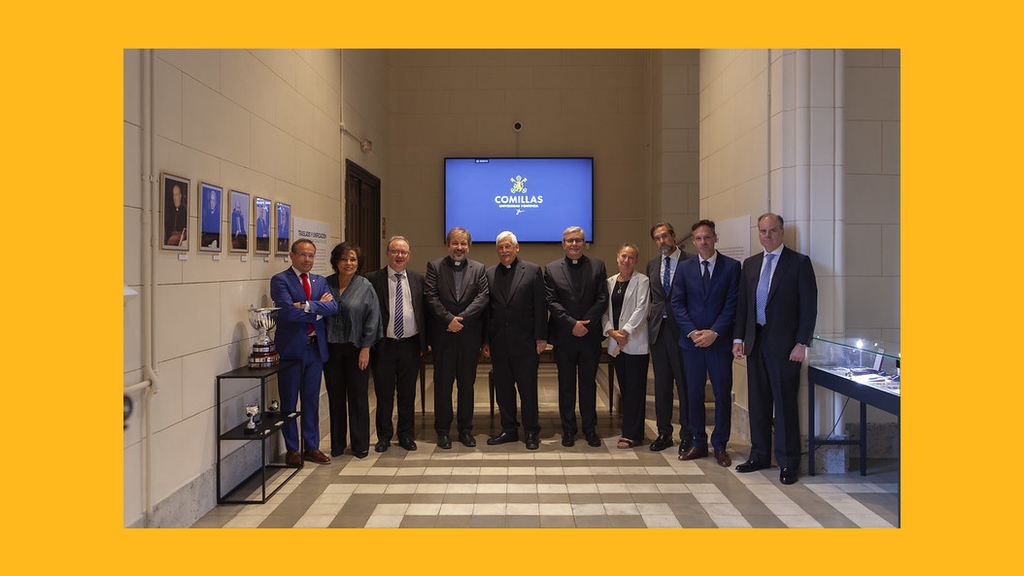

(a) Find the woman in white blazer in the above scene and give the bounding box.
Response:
[602,244,650,448]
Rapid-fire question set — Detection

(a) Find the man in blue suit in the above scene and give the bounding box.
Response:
[271,239,338,465]
[671,220,740,467]
[732,213,817,485]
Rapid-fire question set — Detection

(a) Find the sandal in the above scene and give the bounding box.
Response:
[616,438,635,449]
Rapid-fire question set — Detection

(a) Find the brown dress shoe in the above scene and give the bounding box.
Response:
[303,449,331,464]
[285,450,302,467]
[714,449,731,467]
[678,445,709,461]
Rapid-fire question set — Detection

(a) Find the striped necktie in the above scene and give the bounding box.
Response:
[394,273,404,338]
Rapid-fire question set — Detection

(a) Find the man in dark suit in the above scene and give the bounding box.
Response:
[645,222,692,454]
[255,205,270,252]
[482,231,547,450]
[732,213,817,485]
[424,227,490,449]
[671,220,741,467]
[544,226,608,448]
[270,239,338,465]
[366,236,427,453]
[231,199,247,250]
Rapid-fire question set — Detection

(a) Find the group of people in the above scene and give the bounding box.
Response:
[268,212,816,485]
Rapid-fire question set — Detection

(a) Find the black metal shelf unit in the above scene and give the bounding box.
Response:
[215,362,302,504]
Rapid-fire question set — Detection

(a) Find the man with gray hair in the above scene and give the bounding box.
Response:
[483,231,547,450]
[545,226,608,447]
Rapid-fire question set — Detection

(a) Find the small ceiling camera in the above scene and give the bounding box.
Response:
[513,121,523,132]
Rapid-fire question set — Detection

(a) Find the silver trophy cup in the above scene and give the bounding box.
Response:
[248,305,281,368]
[244,403,261,433]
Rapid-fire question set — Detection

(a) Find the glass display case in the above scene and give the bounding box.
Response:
[808,336,900,397]
[807,336,901,479]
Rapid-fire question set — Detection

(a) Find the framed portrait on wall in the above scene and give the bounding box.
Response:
[254,196,272,254]
[199,182,223,252]
[275,201,291,255]
[161,172,190,250]
[229,190,249,253]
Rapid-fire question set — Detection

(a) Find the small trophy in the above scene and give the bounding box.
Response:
[248,305,281,368]
[244,403,261,433]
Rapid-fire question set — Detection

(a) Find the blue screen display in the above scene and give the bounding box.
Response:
[444,157,594,243]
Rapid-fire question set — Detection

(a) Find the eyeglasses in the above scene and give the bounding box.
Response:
[564,238,585,244]
[389,250,410,256]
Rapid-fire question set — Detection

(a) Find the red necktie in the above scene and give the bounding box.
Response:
[301,273,314,336]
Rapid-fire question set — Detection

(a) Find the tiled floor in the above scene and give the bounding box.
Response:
[194,365,899,528]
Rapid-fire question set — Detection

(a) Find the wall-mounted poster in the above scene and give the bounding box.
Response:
[161,172,189,250]
[199,182,223,252]
[275,201,291,255]
[230,190,249,253]
[254,196,271,254]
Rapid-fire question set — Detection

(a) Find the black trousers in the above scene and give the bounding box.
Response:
[323,342,370,455]
[614,352,650,441]
[432,335,479,434]
[371,337,419,442]
[746,332,802,469]
[650,324,690,439]
[491,349,541,434]
[554,340,601,436]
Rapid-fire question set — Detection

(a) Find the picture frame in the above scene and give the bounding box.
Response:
[229,190,249,253]
[161,172,190,250]
[254,196,272,255]
[199,182,223,252]
[275,201,291,255]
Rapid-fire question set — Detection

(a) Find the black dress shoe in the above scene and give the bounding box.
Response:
[678,434,694,454]
[459,431,477,447]
[374,440,390,453]
[398,437,418,451]
[585,432,602,447]
[486,430,519,445]
[525,432,539,450]
[355,450,369,459]
[437,433,452,449]
[561,434,575,447]
[780,468,798,485]
[649,434,674,452]
[735,459,770,473]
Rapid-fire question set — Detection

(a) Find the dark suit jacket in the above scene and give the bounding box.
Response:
[646,250,688,344]
[365,266,428,354]
[484,258,548,356]
[544,255,608,347]
[670,252,741,352]
[734,247,817,356]
[270,267,338,362]
[424,256,489,348]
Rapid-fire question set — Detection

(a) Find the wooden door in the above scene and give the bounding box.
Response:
[344,160,381,273]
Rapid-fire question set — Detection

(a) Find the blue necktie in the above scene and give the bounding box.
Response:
[394,273,404,338]
[662,256,671,295]
[755,253,775,325]
[702,260,710,291]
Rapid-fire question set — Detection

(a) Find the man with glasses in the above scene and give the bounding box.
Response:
[425,227,490,449]
[270,239,337,465]
[544,226,608,447]
[366,236,427,452]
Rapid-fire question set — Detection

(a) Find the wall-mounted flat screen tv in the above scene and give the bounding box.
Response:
[444,157,594,243]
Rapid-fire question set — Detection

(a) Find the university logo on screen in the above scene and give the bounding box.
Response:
[494,175,544,215]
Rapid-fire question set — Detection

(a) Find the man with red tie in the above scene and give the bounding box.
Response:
[271,239,338,465]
